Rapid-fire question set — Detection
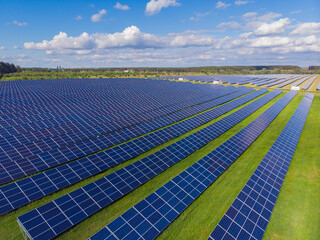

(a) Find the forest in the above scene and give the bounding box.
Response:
[1,63,319,81]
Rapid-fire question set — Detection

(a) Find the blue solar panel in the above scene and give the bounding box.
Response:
[302,75,318,90]
[1,88,258,214]
[277,76,311,88]
[208,93,313,240]
[86,91,296,240]
[17,89,283,239]
[1,84,243,184]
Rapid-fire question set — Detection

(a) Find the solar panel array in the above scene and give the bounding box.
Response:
[277,76,311,88]
[208,93,314,240]
[0,87,256,214]
[265,76,302,87]
[86,91,297,240]
[292,76,311,87]
[255,78,281,86]
[160,75,313,88]
[16,89,283,240]
[1,82,243,185]
[302,75,319,90]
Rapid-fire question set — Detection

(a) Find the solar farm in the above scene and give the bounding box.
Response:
[0,75,319,240]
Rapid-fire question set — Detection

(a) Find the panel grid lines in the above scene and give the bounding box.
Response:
[1,88,262,215]
[208,92,314,240]
[85,91,297,240]
[17,90,285,239]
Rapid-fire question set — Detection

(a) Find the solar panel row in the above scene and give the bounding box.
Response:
[17,89,281,240]
[291,76,311,87]
[0,78,215,125]
[86,90,296,240]
[255,78,282,86]
[277,76,311,88]
[265,77,301,87]
[0,87,256,214]
[208,93,314,240]
[161,75,311,87]
[302,75,319,90]
[0,85,224,151]
[0,79,224,157]
[0,86,242,184]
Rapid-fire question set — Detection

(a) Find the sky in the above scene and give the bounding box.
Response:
[0,0,319,68]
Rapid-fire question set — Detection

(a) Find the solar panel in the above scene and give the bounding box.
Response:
[265,77,301,87]
[302,75,318,90]
[208,93,313,240]
[1,88,258,214]
[17,89,283,240]
[277,76,311,88]
[1,85,243,184]
[86,91,296,240]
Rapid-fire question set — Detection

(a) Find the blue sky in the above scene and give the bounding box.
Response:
[0,0,319,67]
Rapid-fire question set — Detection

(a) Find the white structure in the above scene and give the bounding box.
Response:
[291,86,300,90]
[178,78,184,81]
[212,80,220,84]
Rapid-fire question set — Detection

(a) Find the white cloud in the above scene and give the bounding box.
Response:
[250,36,291,47]
[145,0,181,16]
[190,12,210,21]
[290,22,320,35]
[242,12,257,19]
[235,0,248,5]
[114,2,130,11]
[216,1,231,9]
[240,32,253,38]
[217,21,242,29]
[0,46,5,50]
[91,9,107,22]
[24,26,215,52]
[13,45,21,49]
[12,20,27,26]
[0,54,30,63]
[21,18,320,67]
[253,18,291,36]
[75,15,82,21]
[257,12,282,21]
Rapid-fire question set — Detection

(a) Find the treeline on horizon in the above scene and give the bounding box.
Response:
[1,63,320,81]
[0,62,21,78]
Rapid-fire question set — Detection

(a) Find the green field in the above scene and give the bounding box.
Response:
[0,89,318,240]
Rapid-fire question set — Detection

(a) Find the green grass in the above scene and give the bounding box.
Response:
[0,92,318,240]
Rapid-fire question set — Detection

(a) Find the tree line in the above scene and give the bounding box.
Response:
[0,62,21,78]
[1,63,319,81]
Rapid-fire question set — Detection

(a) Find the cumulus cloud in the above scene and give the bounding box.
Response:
[145,0,181,16]
[24,26,215,52]
[0,46,6,50]
[91,9,107,22]
[216,1,231,9]
[12,20,27,26]
[217,21,242,29]
[290,22,320,35]
[253,18,291,36]
[235,0,248,5]
[114,2,130,10]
